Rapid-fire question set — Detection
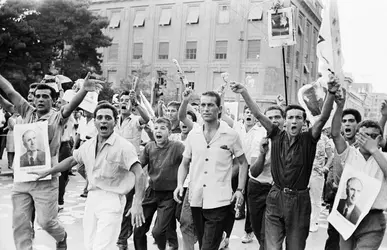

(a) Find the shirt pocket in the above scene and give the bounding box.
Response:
[214,147,232,178]
[100,154,121,179]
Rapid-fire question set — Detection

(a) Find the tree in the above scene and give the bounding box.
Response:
[0,0,111,97]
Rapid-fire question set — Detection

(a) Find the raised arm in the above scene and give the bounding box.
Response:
[230,82,273,133]
[62,73,101,119]
[379,100,387,135]
[331,88,347,154]
[311,75,339,139]
[129,90,149,125]
[178,89,194,131]
[0,75,25,107]
[0,94,15,113]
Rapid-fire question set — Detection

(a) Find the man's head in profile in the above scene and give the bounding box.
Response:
[23,130,37,153]
[345,177,363,206]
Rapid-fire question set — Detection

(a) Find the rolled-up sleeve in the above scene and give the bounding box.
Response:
[231,134,244,158]
[123,143,140,171]
[72,148,84,165]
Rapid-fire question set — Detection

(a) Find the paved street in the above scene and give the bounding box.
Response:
[1,160,387,250]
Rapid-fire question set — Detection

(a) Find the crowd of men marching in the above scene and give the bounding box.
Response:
[1,71,387,250]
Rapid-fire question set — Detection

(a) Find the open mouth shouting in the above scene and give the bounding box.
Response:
[344,128,353,137]
[100,125,108,132]
[155,134,163,140]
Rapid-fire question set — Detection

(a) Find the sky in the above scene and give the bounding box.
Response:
[337,0,387,93]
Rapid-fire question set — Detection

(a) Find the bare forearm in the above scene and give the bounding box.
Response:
[132,167,146,205]
[379,116,387,134]
[0,95,15,113]
[332,104,344,138]
[241,91,272,132]
[51,157,78,175]
[320,93,335,122]
[0,75,23,106]
[250,153,266,178]
[237,160,248,190]
[62,89,87,118]
[178,100,189,121]
[177,162,189,187]
[136,105,150,124]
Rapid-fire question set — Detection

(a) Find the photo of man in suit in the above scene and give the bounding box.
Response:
[337,177,363,225]
[20,130,45,167]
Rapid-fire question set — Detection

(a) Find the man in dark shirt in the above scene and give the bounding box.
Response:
[231,75,339,250]
[134,117,185,250]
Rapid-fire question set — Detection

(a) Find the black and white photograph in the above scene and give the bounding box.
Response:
[328,166,382,240]
[267,7,296,47]
[13,121,51,182]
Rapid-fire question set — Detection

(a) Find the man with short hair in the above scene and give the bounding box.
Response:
[174,91,249,250]
[336,177,363,225]
[248,105,284,250]
[331,92,387,249]
[0,73,98,250]
[31,102,146,250]
[325,108,362,250]
[20,130,46,167]
[231,76,338,250]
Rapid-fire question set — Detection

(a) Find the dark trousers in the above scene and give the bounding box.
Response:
[191,205,230,250]
[165,188,186,249]
[58,141,72,205]
[247,179,272,250]
[133,187,177,250]
[117,189,135,247]
[265,185,311,250]
[325,195,340,250]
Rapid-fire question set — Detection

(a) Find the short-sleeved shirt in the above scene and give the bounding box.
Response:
[16,99,68,168]
[183,121,244,209]
[268,125,320,190]
[115,114,142,155]
[312,134,332,176]
[73,132,139,195]
[249,139,273,184]
[140,140,185,191]
[339,146,387,210]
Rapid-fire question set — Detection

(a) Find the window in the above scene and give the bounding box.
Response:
[185,41,197,60]
[158,42,169,60]
[159,8,172,26]
[247,40,261,59]
[108,43,118,61]
[218,5,230,24]
[188,82,195,89]
[185,71,195,89]
[248,4,263,21]
[133,10,145,27]
[186,6,199,24]
[157,70,167,86]
[109,11,121,29]
[306,21,312,40]
[303,64,310,74]
[215,41,227,60]
[295,51,300,69]
[133,43,143,60]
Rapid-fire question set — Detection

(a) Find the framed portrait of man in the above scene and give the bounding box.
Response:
[13,121,51,182]
[267,7,296,48]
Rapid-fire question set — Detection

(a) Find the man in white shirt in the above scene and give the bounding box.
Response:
[174,91,248,250]
[331,91,387,249]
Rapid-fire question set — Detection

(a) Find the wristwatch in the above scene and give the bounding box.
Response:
[236,188,245,195]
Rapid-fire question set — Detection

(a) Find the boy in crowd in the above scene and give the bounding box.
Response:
[134,117,185,250]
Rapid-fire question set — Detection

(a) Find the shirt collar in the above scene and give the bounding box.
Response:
[91,132,117,147]
[192,120,229,134]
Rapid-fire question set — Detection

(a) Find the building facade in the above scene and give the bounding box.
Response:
[90,0,322,107]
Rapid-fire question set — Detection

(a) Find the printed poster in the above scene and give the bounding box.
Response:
[267,7,296,48]
[327,165,381,240]
[13,121,51,182]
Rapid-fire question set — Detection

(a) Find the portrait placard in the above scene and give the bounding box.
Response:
[327,164,381,240]
[13,121,51,182]
[267,7,295,48]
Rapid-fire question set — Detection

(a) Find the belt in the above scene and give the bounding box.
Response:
[274,184,309,194]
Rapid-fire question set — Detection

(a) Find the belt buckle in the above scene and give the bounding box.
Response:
[283,187,292,193]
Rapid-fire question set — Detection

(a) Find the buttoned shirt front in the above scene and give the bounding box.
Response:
[339,146,387,210]
[183,121,244,209]
[73,132,139,195]
[115,114,142,155]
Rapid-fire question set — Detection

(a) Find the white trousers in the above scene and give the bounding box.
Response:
[83,190,126,250]
[309,172,325,226]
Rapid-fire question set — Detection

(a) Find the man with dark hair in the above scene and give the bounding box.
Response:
[30,102,146,250]
[134,117,184,250]
[0,73,98,250]
[231,75,338,249]
[331,92,387,249]
[325,108,362,250]
[174,91,248,250]
[166,101,182,141]
[115,90,149,250]
[248,105,285,249]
